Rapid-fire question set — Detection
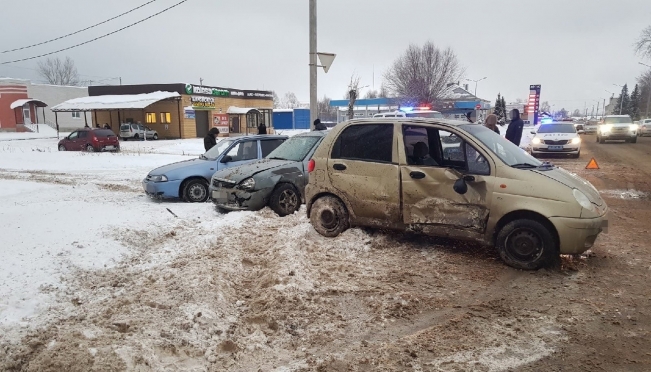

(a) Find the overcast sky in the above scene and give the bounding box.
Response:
[1,0,650,112]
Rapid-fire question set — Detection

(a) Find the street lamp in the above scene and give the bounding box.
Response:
[466,77,487,97]
[613,83,625,115]
[639,62,651,118]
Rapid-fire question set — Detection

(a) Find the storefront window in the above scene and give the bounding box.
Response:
[146,112,157,124]
[246,112,260,128]
[260,109,272,128]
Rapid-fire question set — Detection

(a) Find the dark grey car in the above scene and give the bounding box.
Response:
[209,131,327,216]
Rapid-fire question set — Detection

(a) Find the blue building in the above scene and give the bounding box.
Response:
[272,108,311,130]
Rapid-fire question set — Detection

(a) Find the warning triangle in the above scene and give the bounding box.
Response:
[585,157,600,170]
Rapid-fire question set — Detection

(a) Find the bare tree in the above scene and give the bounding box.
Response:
[634,25,651,59]
[346,74,361,120]
[364,89,379,99]
[383,41,464,106]
[272,91,281,108]
[37,56,80,86]
[279,92,300,109]
[317,95,337,122]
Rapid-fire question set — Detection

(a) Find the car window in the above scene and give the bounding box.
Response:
[120,124,130,131]
[267,135,321,162]
[204,139,234,159]
[95,129,116,137]
[466,144,490,175]
[260,139,286,157]
[461,124,541,167]
[78,131,88,139]
[226,140,258,161]
[68,131,79,139]
[604,116,632,124]
[331,124,393,163]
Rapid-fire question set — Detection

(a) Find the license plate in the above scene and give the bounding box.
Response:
[548,145,563,150]
[105,145,115,150]
[212,190,228,200]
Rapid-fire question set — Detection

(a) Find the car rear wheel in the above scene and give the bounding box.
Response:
[58,145,66,151]
[134,134,139,140]
[310,196,350,237]
[269,183,300,217]
[496,219,557,270]
[182,179,209,203]
[153,133,159,140]
[86,144,95,152]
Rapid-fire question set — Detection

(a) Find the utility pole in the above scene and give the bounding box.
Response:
[639,62,651,118]
[119,77,122,85]
[199,78,203,86]
[309,0,317,130]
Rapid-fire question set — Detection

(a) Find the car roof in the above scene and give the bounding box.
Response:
[293,130,328,137]
[605,115,631,117]
[229,134,288,140]
[343,118,468,127]
[540,122,575,125]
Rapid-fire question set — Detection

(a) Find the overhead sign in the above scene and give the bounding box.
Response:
[191,96,215,109]
[527,85,542,125]
[183,84,273,100]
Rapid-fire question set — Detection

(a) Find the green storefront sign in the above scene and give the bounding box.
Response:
[184,84,230,97]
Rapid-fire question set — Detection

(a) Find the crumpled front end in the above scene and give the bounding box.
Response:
[209,178,271,211]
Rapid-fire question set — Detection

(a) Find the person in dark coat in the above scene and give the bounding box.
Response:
[257,122,267,135]
[103,123,111,129]
[204,127,220,151]
[505,109,524,146]
[313,118,327,131]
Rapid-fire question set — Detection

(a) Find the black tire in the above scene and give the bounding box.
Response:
[153,133,159,140]
[630,137,637,143]
[599,136,606,144]
[86,144,95,152]
[572,151,580,159]
[269,183,300,217]
[310,196,350,237]
[496,219,557,270]
[58,145,66,151]
[133,134,139,140]
[182,179,209,203]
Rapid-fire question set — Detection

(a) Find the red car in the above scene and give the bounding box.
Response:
[58,129,120,152]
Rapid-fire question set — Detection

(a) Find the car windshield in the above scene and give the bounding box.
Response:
[536,124,576,134]
[204,139,234,160]
[266,135,322,162]
[406,111,444,119]
[461,124,542,168]
[604,116,632,124]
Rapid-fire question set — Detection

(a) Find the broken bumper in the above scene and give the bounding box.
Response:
[549,213,608,255]
[209,186,270,211]
[142,179,181,199]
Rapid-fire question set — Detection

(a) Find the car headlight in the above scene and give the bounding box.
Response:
[532,138,541,145]
[600,124,612,132]
[573,189,593,211]
[239,178,256,191]
[630,124,639,131]
[149,175,168,182]
[571,137,581,144]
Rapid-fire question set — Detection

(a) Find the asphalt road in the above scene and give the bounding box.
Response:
[517,134,651,371]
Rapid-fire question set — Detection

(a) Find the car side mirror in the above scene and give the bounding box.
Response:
[453,178,468,195]
[220,155,232,164]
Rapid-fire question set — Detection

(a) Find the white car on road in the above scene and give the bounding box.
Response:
[639,118,651,137]
[529,122,581,158]
[597,115,637,143]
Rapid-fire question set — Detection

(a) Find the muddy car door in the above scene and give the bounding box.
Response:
[398,123,495,236]
[327,123,401,227]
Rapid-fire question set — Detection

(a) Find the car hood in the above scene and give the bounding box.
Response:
[213,158,297,184]
[533,167,604,206]
[149,158,210,176]
[535,133,578,140]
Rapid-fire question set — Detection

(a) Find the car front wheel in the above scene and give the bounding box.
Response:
[310,196,350,237]
[153,133,159,140]
[269,183,300,217]
[86,144,95,152]
[182,179,209,203]
[496,219,557,270]
[58,145,66,151]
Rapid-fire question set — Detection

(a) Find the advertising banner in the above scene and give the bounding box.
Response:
[213,114,229,133]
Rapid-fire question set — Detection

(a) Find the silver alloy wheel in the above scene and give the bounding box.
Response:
[188,183,207,202]
[278,189,299,213]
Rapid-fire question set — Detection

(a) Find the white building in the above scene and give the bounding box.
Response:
[0,78,89,132]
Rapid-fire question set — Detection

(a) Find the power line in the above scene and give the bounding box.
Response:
[1,0,190,65]
[1,0,159,54]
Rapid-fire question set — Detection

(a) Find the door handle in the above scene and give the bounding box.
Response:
[333,163,347,171]
[410,171,426,179]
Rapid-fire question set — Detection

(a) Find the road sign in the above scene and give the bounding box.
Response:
[475,104,481,109]
[585,158,600,169]
[317,53,337,73]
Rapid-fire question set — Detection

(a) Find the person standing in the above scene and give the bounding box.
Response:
[484,114,500,134]
[257,122,267,135]
[204,127,220,151]
[505,109,524,146]
[313,118,327,131]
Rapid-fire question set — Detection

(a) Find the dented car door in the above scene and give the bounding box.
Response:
[399,124,494,234]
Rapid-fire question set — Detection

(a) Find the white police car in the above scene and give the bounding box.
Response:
[529,122,581,158]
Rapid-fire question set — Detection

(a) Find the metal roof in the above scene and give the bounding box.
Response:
[51,91,180,112]
[10,98,48,109]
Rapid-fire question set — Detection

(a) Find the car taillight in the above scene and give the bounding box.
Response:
[308,159,315,173]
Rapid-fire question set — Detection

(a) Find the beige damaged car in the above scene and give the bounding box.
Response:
[305,119,608,270]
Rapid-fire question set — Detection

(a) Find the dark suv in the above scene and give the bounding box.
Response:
[58,129,120,152]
